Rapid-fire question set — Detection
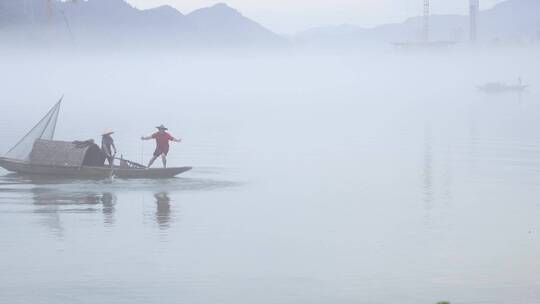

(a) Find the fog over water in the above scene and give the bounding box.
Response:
[1,46,540,303]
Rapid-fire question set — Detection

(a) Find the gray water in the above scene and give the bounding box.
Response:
[1,47,540,304]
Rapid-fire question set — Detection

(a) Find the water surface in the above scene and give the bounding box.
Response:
[1,48,540,304]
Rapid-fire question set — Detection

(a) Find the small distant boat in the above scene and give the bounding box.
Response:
[476,80,529,94]
[0,98,191,179]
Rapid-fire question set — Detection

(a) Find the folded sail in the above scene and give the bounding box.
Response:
[4,97,62,160]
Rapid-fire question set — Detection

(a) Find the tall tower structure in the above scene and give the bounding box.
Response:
[469,0,479,43]
[47,0,53,22]
[423,0,430,42]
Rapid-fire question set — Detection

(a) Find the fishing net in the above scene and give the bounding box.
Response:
[4,98,62,160]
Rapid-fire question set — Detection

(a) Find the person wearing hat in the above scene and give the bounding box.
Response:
[141,125,182,168]
[101,129,117,167]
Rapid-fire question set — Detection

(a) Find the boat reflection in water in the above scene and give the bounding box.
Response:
[31,188,111,236]
[28,185,179,233]
[0,172,236,237]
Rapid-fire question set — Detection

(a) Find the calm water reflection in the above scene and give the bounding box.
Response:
[0,173,237,236]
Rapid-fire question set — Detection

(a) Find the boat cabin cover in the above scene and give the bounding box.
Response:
[29,139,106,168]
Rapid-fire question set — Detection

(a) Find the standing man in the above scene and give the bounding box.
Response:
[141,125,182,168]
[101,129,117,167]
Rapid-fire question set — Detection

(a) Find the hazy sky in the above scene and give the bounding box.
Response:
[127,0,504,34]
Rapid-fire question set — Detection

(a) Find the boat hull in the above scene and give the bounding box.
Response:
[477,84,529,93]
[0,157,191,179]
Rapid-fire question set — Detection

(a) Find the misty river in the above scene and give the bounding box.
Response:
[0,47,539,303]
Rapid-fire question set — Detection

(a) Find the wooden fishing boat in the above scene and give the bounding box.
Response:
[0,158,191,179]
[0,155,192,179]
[0,99,191,179]
[476,82,529,93]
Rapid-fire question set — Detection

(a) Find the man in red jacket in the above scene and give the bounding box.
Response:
[141,125,182,168]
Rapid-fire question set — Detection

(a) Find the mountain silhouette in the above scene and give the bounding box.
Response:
[0,0,286,47]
